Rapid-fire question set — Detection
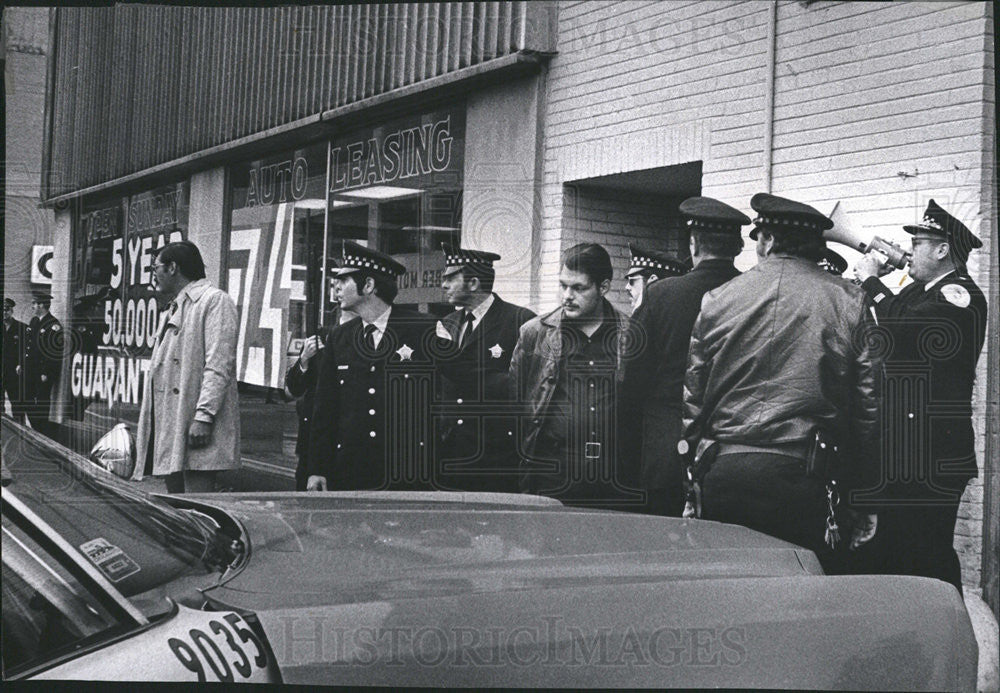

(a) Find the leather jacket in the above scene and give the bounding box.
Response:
[682,255,881,488]
[509,299,629,459]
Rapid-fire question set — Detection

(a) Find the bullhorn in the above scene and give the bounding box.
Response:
[824,202,910,270]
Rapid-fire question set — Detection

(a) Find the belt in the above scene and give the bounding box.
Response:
[717,441,810,461]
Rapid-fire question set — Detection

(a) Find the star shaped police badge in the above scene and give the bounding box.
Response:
[396,343,414,361]
[489,343,504,359]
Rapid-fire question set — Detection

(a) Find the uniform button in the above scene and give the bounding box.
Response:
[456,398,463,404]
[908,412,915,419]
[589,360,594,366]
[370,366,376,372]
[457,419,464,425]
[368,388,376,394]
[369,409,376,415]
[336,443,342,449]
[404,373,409,379]
[304,416,309,422]
[339,379,345,385]
[532,418,540,425]
[589,383,595,388]
[419,442,425,447]
[590,406,595,411]
[508,431,513,436]
[369,431,376,438]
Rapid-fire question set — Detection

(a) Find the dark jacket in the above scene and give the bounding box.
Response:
[509,298,629,461]
[284,325,337,459]
[307,307,435,491]
[434,294,535,492]
[24,313,64,397]
[621,258,740,492]
[859,271,987,495]
[682,255,881,494]
[3,318,27,401]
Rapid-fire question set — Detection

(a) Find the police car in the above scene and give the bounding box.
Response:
[1,415,978,688]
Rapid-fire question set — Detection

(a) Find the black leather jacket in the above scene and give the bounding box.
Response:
[682,254,881,489]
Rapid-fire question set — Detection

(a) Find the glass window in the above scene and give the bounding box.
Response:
[328,106,465,311]
[67,184,189,434]
[2,515,122,674]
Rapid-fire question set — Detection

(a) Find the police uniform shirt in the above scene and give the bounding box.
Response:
[25,313,64,387]
[307,307,433,491]
[860,269,987,489]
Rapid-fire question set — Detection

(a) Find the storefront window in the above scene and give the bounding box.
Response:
[328,106,465,314]
[68,184,189,432]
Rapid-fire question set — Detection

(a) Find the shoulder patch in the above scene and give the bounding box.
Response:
[940,283,970,308]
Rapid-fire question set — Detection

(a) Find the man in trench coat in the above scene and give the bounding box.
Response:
[134,240,240,493]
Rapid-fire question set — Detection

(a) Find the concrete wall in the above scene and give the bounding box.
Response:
[462,74,542,309]
[542,0,995,587]
[188,167,228,287]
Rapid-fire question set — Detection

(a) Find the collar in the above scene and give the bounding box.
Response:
[172,278,212,306]
[363,305,392,336]
[458,293,495,322]
[924,270,956,292]
[692,258,735,271]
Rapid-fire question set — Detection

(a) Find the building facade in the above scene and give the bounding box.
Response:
[35,2,997,599]
[3,7,56,326]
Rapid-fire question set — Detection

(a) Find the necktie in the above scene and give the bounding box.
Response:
[458,310,475,348]
[363,323,377,351]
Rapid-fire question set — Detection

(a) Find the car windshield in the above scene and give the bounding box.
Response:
[1,417,238,617]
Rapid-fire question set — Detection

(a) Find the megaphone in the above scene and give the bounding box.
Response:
[824,202,911,270]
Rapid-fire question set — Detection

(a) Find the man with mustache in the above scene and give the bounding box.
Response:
[434,244,535,493]
[510,243,639,509]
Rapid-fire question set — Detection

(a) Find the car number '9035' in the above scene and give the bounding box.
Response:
[167,613,268,681]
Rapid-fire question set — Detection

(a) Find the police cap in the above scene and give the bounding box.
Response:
[333,241,406,281]
[749,192,833,240]
[679,196,751,235]
[441,243,501,278]
[626,244,689,278]
[903,199,982,265]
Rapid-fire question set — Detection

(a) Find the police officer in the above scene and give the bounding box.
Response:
[3,298,29,422]
[818,247,849,276]
[285,281,353,491]
[621,197,748,516]
[434,244,535,493]
[24,292,64,438]
[682,194,881,569]
[624,244,688,314]
[306,242,434,491]
[853,199,987,594]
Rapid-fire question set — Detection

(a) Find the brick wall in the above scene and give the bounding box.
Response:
[561,186,686,312]
[540,0,994,586]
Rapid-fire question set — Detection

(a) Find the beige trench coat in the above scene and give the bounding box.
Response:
[133,279,240,479]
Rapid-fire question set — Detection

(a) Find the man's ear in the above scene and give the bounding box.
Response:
[648,273,660,283]
[363,276,377,295]
[467,275,481,293]
[598,278,612,296]
[937,242,951,261]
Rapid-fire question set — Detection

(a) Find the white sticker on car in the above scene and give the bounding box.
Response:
[79,537,141,582]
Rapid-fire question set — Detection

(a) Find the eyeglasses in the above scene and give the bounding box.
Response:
[152,262,171,272]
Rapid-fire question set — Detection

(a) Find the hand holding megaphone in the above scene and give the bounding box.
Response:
[854,249,896,283]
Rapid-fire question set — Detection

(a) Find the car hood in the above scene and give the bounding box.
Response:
[187,492,976,690]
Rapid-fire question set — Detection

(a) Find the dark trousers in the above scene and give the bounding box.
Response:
[295,455,309,492]
[873,487,967,595]
[26,388,56,439]
[702,452,835,568]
